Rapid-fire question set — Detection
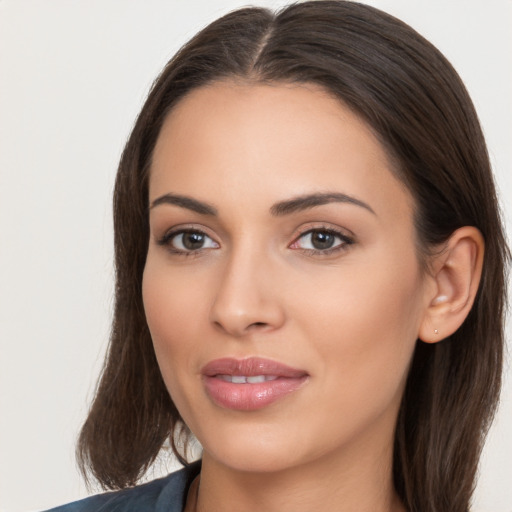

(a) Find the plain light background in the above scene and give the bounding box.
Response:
[0,1,510,511]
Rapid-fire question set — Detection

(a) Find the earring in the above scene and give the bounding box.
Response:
[434,329,439,334]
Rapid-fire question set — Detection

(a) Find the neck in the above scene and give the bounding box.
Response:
[194,435,405,512]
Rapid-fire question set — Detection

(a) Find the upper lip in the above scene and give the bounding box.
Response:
[201,357,308,378]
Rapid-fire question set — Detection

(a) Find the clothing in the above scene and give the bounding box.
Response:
[43,461,201,512]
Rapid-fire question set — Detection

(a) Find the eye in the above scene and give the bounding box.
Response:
[290,228,353,254]
[158,229,219,253]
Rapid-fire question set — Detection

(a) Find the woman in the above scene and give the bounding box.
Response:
[45,1,508,511]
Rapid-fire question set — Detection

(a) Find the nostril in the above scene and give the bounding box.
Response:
[248,322,268,329]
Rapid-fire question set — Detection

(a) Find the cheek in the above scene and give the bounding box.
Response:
[293,252,424,407]
[141,259,206,394]
[142,250,214,339]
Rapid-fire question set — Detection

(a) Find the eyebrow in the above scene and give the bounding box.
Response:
[150,193,218,215]
[270,192,376,216]
[149,191,375,217]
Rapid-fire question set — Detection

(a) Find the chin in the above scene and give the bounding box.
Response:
[206,445,302,474]
[195,416,326,475]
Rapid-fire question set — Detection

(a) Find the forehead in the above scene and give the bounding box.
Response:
[149,80,413,223]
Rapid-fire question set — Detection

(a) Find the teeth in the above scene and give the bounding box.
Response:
[247,375,266,384]
[218,375,279,384]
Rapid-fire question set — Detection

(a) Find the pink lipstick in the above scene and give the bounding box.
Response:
[201,357,308,411]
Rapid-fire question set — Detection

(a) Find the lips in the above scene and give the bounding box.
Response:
[201,357,309,411]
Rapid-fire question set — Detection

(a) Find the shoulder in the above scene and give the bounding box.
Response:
[42,461,201,512]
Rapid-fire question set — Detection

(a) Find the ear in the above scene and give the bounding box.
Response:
[418,226,484,343]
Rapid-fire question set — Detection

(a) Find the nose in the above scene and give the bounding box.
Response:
[209,249,286,338]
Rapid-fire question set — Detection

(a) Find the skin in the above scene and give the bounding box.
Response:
[143,81,437,512]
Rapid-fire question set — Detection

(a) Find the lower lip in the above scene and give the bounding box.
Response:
[203,376,308,411]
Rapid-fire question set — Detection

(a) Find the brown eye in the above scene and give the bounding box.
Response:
[310,231,336,250]
[290,228,353,254]
[161,230,219,253]
[181,231,207,250]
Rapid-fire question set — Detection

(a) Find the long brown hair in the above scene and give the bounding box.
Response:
[77,2,509,510]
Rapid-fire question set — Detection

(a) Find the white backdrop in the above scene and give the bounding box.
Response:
[0,1,510,511]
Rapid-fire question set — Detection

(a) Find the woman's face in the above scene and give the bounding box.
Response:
[143,81,433,474]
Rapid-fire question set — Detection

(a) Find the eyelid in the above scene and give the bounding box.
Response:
[155,223,217,241]
[289,222,355,242]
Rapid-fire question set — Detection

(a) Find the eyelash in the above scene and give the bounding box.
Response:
[156,226,354,257]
